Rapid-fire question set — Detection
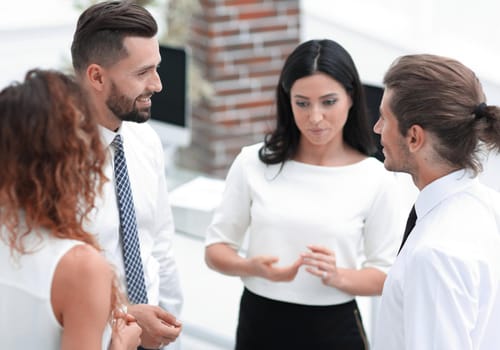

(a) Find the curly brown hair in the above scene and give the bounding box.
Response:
[0,68,128,321]
[0,69,107,250]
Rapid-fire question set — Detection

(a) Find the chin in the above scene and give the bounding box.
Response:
[139,113,151,123]
[383,158,396,171]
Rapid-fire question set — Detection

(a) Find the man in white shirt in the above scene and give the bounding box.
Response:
[372,54,500,349]
[71,2,183,349]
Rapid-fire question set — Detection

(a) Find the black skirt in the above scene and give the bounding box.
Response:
[236,288,369,350]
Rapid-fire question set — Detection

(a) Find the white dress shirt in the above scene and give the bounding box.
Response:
[206,143,404,305]
[374,170,500,350]
[84,122,183,330]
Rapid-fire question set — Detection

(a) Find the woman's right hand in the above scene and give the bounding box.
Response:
[110,313,142,350]
[206,243,303,282]
[249,255,303,282]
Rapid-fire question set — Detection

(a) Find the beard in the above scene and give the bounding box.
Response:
[106,82,151,123]
[384,137,414,174]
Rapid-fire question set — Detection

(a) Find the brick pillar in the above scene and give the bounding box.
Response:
[177,0,300,178]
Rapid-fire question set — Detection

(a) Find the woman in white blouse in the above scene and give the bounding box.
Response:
[0,69,141,350]
[205,39,403,350]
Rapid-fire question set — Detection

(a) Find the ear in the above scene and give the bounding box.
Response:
[85,64,106,92]
[406,124,426,153]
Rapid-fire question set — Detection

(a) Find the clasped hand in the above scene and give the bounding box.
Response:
[250,244,338,285]
[127,304,182,349]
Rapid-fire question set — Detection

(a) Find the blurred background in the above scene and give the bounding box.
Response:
[2,0,500,177]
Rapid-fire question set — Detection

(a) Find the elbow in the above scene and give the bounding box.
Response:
[205,244,223,271]
[373,272,387,295]
[204,247,216,270]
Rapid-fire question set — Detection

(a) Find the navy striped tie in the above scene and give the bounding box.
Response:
[112,135,148,304]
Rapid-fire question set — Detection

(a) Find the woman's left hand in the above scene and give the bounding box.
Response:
[301,245,340,286]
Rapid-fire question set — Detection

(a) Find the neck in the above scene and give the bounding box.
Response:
[85,92,121,131]
[412,162,460,190]
[294,140,364,166]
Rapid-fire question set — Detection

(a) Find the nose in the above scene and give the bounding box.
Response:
[309,104,323,124]
[151,71,162,93]
[373,116,382,134]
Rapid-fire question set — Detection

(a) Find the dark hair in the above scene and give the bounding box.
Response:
[259,39,376,165]
[0,69,106,253]
[384,54,500,174]
[71,0,158,72]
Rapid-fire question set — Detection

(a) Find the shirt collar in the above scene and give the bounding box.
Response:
[99,125,121,148]
[415,169,478,220]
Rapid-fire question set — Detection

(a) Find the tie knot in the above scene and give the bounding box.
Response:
[112,134,123,152]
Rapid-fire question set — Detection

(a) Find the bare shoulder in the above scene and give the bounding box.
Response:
[52,243,113,325]
[59,244,111,274]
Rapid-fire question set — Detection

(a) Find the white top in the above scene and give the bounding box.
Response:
[206,143,403,305]
[0,229,111,348]
[85,122,183,318]
[374,170,500,350]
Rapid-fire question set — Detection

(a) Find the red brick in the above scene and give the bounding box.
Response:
[225,0,261,6]
[217,87,253,96]
[234,99,274,110]
[233,55,272,66]
[249,24,289,33]
[286,8,300,16]
[238,9,277,20]
[182,0,300,176]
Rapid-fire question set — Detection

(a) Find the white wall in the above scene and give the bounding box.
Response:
[0,1,78,87]
[301,0,500,103]
[0,0,167,89]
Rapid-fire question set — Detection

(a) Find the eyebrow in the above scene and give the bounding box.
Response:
[134,62,160,74]
[293,93,338,99]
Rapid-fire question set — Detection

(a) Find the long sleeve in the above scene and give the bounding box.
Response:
[154,158,183,318]
[404,248,479,350]
[205,149,251,250]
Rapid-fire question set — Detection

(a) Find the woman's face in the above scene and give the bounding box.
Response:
[290,72,352,149]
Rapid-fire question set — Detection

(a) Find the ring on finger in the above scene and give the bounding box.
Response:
[159,342,164,349]
[322,271,327,279]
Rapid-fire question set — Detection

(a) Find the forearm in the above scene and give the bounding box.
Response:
[205,243,252,277]
[331,267,386,296]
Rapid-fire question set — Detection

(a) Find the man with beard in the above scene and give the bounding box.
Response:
[71,1,182,349]
[372,54,500,349]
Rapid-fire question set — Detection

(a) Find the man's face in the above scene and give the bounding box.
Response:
[104,36,162,124]
[373,89,413,173]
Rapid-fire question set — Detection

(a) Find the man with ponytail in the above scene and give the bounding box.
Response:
[373,54,500,349]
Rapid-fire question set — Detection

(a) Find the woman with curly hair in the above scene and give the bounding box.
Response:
[0,69,141,349]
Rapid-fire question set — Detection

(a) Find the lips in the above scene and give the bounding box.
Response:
[308,128,327,136]
[136,95,152,107]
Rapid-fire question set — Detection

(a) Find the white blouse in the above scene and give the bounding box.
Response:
[206,143,404,305]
